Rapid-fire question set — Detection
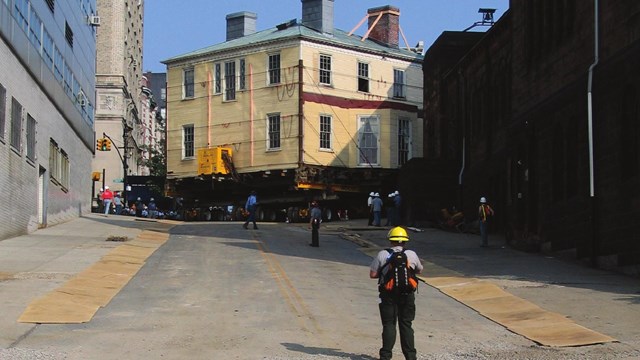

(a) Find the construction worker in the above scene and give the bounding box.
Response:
[478,196,495,247]
[369,226,423,360]
[308,200,322,247]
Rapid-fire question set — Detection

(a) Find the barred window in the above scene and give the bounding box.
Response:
[11,97,22,151]
[398,118,411,166]
[0,83,6,140]
[267,113,281,150]
[320,115,331,150]
[224,61,236,101]
[214,63,221,94]
[26,114,36,161]
[319,55,332,85]
[239,59,246,90]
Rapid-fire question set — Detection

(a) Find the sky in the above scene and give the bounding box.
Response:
[143,0,509,73]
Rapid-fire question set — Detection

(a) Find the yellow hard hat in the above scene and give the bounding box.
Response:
[388,226,409,242]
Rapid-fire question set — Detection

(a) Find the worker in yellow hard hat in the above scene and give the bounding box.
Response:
[369,226,423,360]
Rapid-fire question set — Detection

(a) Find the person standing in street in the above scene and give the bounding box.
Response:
[113,192,123,215]
[372,193,383,226]
[243,190,258,229]
[385,193,395,226]
[102,186,114,215]
[308,200,322,247]
[368,191,375,226]
[370,226,423,360]
[393,190,402,226]
[148,198,158,219]
[478,196,495,247]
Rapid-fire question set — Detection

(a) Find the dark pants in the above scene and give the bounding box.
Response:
[311,220,319,247]
[368,209,374,226]
[480,220,488,246]
[379,292,417,360]
[243,206,257,229]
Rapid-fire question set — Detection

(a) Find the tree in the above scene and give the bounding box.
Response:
[139,145,166,178]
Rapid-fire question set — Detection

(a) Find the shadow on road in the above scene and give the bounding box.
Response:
[281,342,376,360]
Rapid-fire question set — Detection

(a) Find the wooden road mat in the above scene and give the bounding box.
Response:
[18,231,170,324]
[422,275,617,347]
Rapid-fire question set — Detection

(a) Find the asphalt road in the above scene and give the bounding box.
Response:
[5,220,640,359]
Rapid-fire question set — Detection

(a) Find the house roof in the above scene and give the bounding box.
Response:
[162,21,423,65]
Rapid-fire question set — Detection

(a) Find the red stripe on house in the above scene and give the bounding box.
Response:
[303,92,418,112]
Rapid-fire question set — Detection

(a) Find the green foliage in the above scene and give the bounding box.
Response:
[139,145,166,178]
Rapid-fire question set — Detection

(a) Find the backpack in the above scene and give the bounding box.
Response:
[379,249,418,294]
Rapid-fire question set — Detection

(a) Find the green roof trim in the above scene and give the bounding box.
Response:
[162,23,423,65]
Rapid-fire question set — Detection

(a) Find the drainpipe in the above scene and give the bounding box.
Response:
[587,0,599,266]
[250,64,254,166]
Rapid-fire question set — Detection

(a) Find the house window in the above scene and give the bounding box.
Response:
[267,113,281,150]
[0,83,5,140]
[398,118,411,166]
[319,54,332,85]
[183,124,194,158]
[214,63,221,94]
[357,115,379,165]
[11,97,22,151]
[26,114,36,161]
[183,68,194,98]
[393,69,406,99]
[224,61,236,101]
[320,115,331,150]
[268,53,281,85]
[358,62,369,93]
[239,59,246,90]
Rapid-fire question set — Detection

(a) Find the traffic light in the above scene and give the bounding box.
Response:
[96,138,104,151]
[104,138,111,151]
[100,138,108,151]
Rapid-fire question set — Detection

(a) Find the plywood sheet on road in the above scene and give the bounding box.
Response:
[18,231,170,324]
[422,275,617,347]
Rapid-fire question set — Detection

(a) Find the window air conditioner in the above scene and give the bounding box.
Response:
[89,15,100,26]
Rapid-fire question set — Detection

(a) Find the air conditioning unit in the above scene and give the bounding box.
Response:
[77,91,87,107]
[88,15,100,26]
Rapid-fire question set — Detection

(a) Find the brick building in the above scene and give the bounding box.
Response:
[0,0,97,239]
[422,0,640,274]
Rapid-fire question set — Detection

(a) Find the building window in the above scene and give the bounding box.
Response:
[45,0,55,13]
[0,83,5,140]
[393,69,406,99]
[357,115,379,165]
[49,140,58,181]
[13,0,28,33]
[11,97,22,152]
[183,124,194,158]
[224,61,236,101]
[398,118,411,166]
[160,88,166,101]
[54,47,63,83]
[268,53,281,85]
[29,6,42,51]
[239,59,246,90]
[43,30,54,70]
[319,54,332,85]
[320,115,331,150]
[26,114,36,161]
[358,62,369,93]
[267,113,281,150]
[63,62,72,96]
[214,63,221,94]
[49,140,69,190]
[64,21,73,49]
[183,68,194,98]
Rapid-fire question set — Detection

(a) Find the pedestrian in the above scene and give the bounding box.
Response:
[96,188,104,213]
[393,190,402,226]
[370,226,423,360]
[309,200,322,247]
[368,191,375,226]
[372,193,383,226]
[243,190,258,229]
[113,192,123,215]
[135,197,143,217]
[102,186,114,215]
[385,193,395,226]
[478,196,495,247]
[148,197,157,219]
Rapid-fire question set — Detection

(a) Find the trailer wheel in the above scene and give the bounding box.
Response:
[265,208,277,222]
[202,210,212,221]
[291,207,301,223]
[213,209,225,221]
[322,207,333,222]
[256,206,265,222]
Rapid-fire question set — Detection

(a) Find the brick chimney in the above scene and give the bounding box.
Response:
[367,5,400,48]
[301,0,334,35]
[226,11,257,41]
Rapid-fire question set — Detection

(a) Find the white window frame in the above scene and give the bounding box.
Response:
[398,117,412,166]
[319,54,332,86]
[268,53,281,85]
[357,115,380,166]
[393,69,406,99]
[182,124,194,159]
[267,113,281,150]
[319,114,332,150]
[224,60,236,101]
[183,67,194,99]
